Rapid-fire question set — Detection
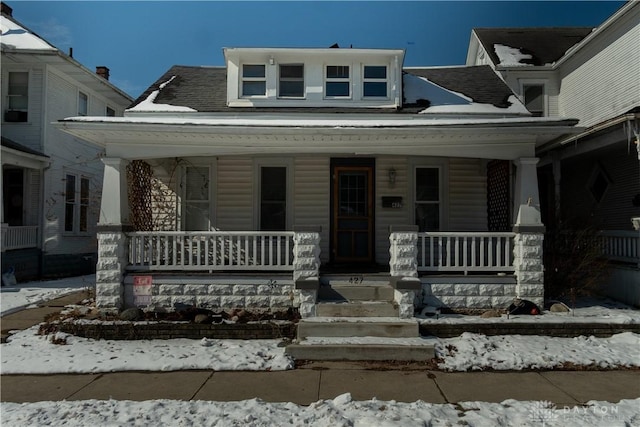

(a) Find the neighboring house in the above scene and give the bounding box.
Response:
[55,44,583,317]
[1,3,133,281]
[466,0,640,306]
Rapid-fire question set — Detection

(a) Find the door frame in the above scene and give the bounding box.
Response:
[329,157,375,264]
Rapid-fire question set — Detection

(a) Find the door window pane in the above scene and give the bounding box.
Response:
[415,167,440,231]
[260,167,286,230]
[184,167,210,231]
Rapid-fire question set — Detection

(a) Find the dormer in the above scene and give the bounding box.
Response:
[223,47,405,109]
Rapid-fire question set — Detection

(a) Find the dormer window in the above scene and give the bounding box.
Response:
[522,82,545,117]
[242,64,266,97]
[363,65,387,98]
[325,65,350,98]
[278,64,304,98]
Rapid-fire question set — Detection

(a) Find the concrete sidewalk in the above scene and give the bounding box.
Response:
[2,365,639,405]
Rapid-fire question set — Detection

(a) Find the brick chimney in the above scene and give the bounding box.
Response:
[96,66,110,81]
[1,2,13,17]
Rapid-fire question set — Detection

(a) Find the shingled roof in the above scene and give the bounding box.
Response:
[129,64,519,113]
[473,27,594,66]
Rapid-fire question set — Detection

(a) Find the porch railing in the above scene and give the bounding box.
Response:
[1,225,39,251]
[417,232,516,273]
[599,230,639,266]
[127,231,295,271]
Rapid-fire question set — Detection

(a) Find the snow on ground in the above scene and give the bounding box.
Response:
[2,395,639,427]
[0,275,94,316]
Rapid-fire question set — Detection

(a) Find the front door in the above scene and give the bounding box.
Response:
[331,159,374,263]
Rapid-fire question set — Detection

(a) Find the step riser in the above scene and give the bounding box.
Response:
[286,344,435,361]
[297,322,418,339]
[316,303,398,317]
[318,286,394,302]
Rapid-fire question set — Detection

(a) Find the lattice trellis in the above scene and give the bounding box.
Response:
[487,160,511,232]
[127,160,154,231]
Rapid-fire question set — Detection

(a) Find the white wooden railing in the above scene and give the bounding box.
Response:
[127,231,295,271]
[1,225,39,251]
[417,232,516,273]
[599,230,639,266]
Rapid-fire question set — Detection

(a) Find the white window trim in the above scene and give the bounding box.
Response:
[77,91,88,116]
[240,64,267,98]
[63,171,92,236]
[253,158,294,230]
[519,79,547,117]
[362,64,389,100]
[324,64,351,99]
[3,70,30,123]
[409,158,449,231]
[278,64,305,99]
[179,160,216,231]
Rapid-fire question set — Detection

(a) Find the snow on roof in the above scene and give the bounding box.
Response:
[493,43,533,66]
[126,76,197,112]
[0,15,56,50]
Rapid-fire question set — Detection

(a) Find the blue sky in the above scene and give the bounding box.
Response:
[7,1,626,98]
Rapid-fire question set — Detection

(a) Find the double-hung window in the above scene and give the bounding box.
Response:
[183,166,211,231]
[5,71,29,122]
[325,65,350,98]
[363,65,387,98]
[414,167,440,231]
[65,173,91,233]
[279,64,304,98]
[78,92,88,116]
[522,83,545,117]
[242,64,266,97]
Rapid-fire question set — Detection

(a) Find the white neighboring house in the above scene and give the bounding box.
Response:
[466,0,640,306]
[1,3,133,281]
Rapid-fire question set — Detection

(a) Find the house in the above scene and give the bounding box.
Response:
[54,41,586,317]
[0,3,133,281]
[466,0,640,306]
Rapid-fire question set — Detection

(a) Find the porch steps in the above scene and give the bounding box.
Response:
[286,277,435,362]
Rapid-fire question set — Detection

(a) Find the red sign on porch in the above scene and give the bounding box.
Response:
[133,276,152,306]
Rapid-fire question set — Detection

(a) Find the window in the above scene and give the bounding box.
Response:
[522,84,544,117]
[65,174,91,233]
[363,65,387,98]
[325,65,350,98]
[415,167,440,231]
[5,71,28,122]
[183,166,211,231]
[260,166,287,230]
[279,64,304,98]
[588,165,610,204]
[242,64,266,97]
[106,106,115,117]
[78,92,88,116]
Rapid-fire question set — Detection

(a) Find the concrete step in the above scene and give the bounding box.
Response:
[318,284,394,302]
[286,337,435,361]
[297,318,418,339]
[316,301,398,317]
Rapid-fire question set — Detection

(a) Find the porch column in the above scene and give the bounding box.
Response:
[389,225,419,318]
[293,226,321,318]
[95,157,131,309]
[512,157,545,307]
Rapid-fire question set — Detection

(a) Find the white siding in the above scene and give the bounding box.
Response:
[1,66,45,151]
[558,9,640,127]
[448,158,487,231]
[216,157,253,230]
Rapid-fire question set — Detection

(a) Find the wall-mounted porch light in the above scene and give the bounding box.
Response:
[388,167,396,185]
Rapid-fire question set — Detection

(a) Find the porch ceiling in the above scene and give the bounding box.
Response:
[54,117,582,161]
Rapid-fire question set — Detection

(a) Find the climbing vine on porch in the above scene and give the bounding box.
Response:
[126,160,178,231]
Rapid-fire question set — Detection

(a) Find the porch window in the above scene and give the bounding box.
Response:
[183,166,211,231]
[325,65,350,98]
[78,92,88,116]
[415,167,440,231]
[64,173,91,233]
[278,64,304,98]
[3,168,24,226]
[242,64,266,97]
[363,65,387,98]
[260,166,287,230]
[522,83,545,117]
[5,71,29,122]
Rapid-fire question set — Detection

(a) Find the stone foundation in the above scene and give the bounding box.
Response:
[421,277,518,310]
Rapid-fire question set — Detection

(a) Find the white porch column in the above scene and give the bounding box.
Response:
[512,157,545,307]
[95,157,131,309]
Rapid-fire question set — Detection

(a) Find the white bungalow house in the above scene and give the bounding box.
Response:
[1,3,133,281]
[55,45,583,317]
[466,0,640,306]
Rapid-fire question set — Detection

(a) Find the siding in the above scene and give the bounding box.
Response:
[448,158,488,231]
[1,66,45,151]
[216,157,253,230]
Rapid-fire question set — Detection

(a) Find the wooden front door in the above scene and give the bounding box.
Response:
[331,161,374,263]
